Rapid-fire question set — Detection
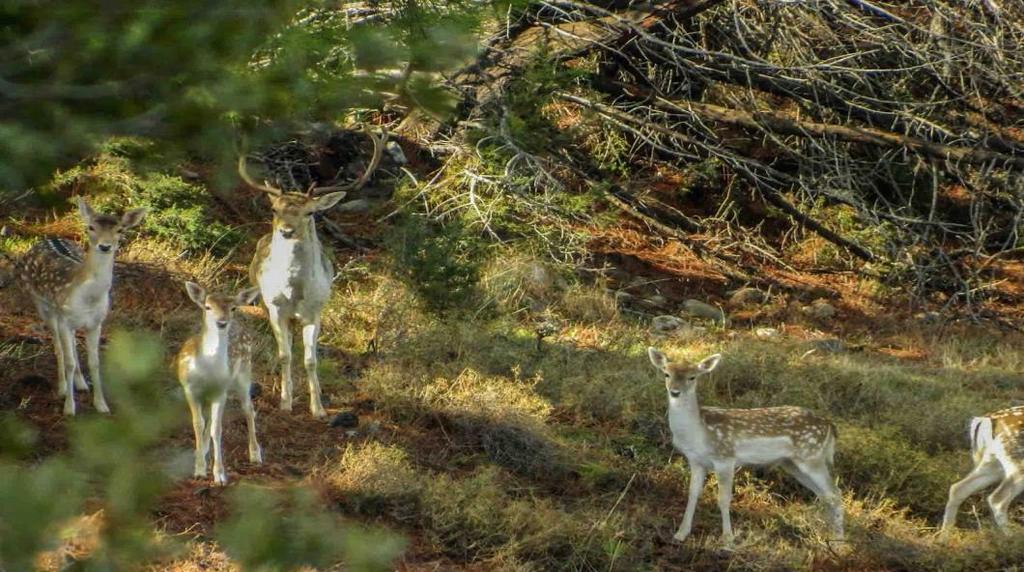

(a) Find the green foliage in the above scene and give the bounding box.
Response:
[217,484,404,571]
[54,143,241,255]
[1,0,516,193]
[0,460,84,571]
[387,214,489,314]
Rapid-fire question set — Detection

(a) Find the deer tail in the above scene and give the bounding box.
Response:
[969,416,994,463]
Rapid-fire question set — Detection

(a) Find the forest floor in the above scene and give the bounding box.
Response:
[4,187,1024,572]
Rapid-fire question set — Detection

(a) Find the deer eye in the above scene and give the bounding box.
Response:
[204,305,212,311]
[88,225,95,232]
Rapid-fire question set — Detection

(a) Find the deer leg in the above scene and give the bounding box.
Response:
[714,462,737,544]
[675,464,707,542]
[794,459,845,541]
[301,319,327,418]
[184,389,208,477]
[58,325,79,415]
[942,459,1001,533]
[85,327,109,413]
[987,470,1024,530]
[267,306,294,412]
[45,316,68,398]
[781,461,823,496]
[236,367,262,464]
[210,397,228,485]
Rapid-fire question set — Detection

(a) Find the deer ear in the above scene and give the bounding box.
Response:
[308,191,347,213]
[120,208,147,229]
[76,197,96,224]
[185,281,206,307]
[697,353,722,373]
[647,347,669,372]
[236,287,261,306]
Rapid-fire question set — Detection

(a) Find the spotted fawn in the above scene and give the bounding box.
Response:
[176,282,262,485]
[943,406,1024,533]
[14,197,145,415]
[648,347,844,544]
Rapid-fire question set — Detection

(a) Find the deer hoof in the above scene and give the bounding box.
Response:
[94,399,110,414]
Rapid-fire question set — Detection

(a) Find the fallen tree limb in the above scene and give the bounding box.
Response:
[652,97,1024,171]
[556,91,879,263]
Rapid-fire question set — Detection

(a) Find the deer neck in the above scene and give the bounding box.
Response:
[198,321,230,365]
[269,221,321,269]
[667,388,709,448]
[79,246,115,289]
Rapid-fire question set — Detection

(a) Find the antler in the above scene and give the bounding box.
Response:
[237,155,282,196]
[240,124,388,197]
[312,124,388,195]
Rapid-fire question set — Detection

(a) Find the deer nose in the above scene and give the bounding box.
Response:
[98,244,112,252]
[669,390,681,398]
[279,227,295,239]
[216,320,228,329]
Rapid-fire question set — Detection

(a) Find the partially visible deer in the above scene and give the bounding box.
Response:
[176,281,262,485]
[942,406,1024,533]
[13,197,145,415]
[647,347,844,544]
[241,125,387,418]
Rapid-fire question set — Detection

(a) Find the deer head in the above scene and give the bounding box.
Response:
[185,281,260,331]
[648,348,721,398]
[77,197,146,255]
[238,125,387,239]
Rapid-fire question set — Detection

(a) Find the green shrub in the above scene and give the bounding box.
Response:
[217,484,404,572]
[387,214,488,314]
[51,142,240,255]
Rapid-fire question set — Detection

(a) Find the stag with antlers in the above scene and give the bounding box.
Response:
[240,125,386,417]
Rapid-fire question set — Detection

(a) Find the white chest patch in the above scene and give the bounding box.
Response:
[258,236,332,317]
[64,275,112,329]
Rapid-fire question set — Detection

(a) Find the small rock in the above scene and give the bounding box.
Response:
[386,141,407,165]
[811,338,846,353]
[652,315,688,334]
[802,299,836,320]
[729,288,766,307]
[754,327,780,339]
[613,290,634,307]
[336,199,372,214]
[639,294,668,309]
[330,410,360,429]
[683,299,727,324]
[0,225,11,237]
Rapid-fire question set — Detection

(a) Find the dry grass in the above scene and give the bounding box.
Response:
[6,198,1024,571]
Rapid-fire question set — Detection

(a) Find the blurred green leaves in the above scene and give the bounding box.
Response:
[217,485,404,571]
[0,329,405,569]
[1,0,513,193]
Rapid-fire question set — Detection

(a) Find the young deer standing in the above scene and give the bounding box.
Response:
[648,348,844,544]
[240,126,386,418]
[942,406,1024,533]
[176,282,262,485]
[15,198,145,415]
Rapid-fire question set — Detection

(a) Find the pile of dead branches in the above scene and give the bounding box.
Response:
[418,0,1024,316]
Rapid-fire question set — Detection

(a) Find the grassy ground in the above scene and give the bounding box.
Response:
[4,181,1024,570]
